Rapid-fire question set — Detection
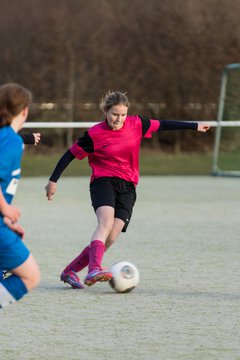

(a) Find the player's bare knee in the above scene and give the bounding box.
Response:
[100,219,114,234]
[32,267,41,288]
[27,266,41,290]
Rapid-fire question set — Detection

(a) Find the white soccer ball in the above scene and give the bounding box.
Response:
[109,261,140,293]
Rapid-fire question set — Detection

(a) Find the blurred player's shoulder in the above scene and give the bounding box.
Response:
[0,126,22,146]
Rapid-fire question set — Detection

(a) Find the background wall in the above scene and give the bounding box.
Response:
[1,0,240,152]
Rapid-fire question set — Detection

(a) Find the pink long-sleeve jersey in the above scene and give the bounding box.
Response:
[70,115,160,185]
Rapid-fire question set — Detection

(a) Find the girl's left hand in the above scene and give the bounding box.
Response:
[33,132,41,145]
[197,123,211,132]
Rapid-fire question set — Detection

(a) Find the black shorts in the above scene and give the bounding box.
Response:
[90,177,137,232]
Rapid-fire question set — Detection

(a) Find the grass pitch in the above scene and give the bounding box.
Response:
[1,176,240,360]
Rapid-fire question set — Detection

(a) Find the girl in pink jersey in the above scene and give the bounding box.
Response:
[45,91,210,289]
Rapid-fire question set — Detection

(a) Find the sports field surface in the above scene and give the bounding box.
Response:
[1,176,240,360]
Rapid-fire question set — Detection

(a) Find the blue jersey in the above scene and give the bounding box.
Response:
[0,126,23,226]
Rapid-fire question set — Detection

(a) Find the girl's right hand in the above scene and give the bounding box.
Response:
[45,181,57,201]
[4,217,25,239]
[1,203,20,223]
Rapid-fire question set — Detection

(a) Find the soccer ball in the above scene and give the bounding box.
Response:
[109,261,140,293]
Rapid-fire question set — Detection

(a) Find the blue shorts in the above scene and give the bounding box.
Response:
[0,225,30,270]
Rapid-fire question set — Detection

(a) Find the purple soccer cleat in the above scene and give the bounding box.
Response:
[84,269,112,286]
[60,270,84,289]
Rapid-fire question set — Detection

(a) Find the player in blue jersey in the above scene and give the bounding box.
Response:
[0,131,41,282]
[0,83,40,308]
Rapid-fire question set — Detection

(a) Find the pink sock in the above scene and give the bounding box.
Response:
[88,240,105,273]
[64,245,89,273]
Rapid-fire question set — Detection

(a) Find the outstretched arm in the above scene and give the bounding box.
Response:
[140,117,211,138]
[158,120,210,131]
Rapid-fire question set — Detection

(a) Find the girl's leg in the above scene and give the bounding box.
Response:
[64,217,124,275]
[60,246,89,289]
[84,206,115,286]
[90,205,115,243]
[63,245,90,273]
[61,206,115,289]
[105,218,125,250]
[0,254,40,309]
[11,254,40,291]
[88,205,114,269]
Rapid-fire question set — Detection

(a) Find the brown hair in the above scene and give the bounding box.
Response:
[99,91,130,112]
[0,83,32,128]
